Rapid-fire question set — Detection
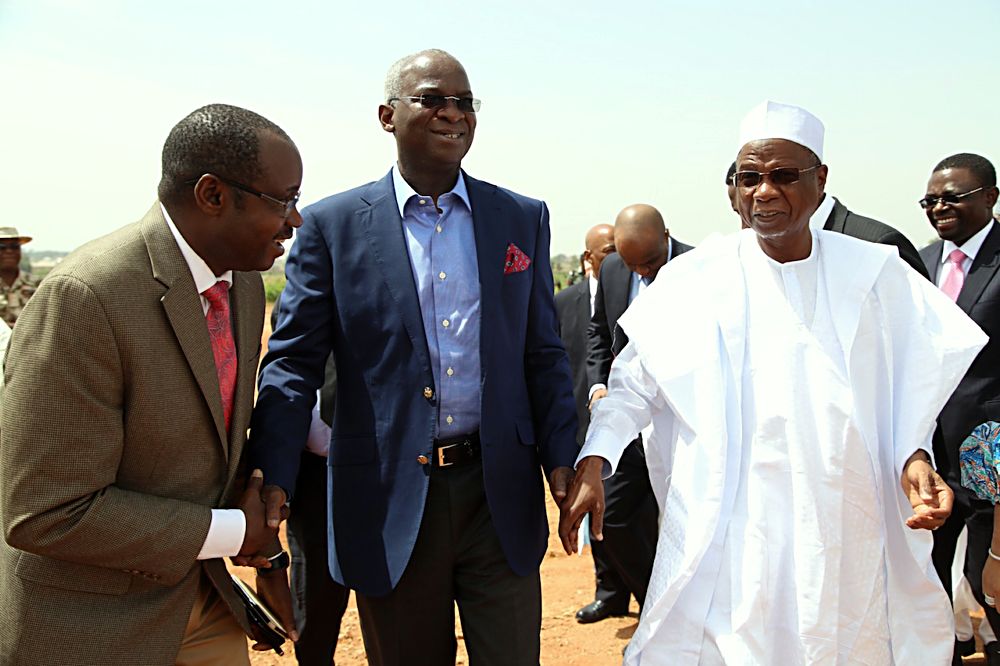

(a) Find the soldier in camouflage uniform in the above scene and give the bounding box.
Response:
[0,227,38,327]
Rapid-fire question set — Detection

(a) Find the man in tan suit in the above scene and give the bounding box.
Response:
[0,104,302,665]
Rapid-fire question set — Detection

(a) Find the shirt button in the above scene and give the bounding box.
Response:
[442,319,450,328]
[419,199,426,205]
[446,415,454,425]
[439,271,446,280]
[417,454,429,465]
[423,386,434,399]
[436,224,443,233]
[446,367,454,376]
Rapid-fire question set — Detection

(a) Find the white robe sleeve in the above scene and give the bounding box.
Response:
[577,342,668,478]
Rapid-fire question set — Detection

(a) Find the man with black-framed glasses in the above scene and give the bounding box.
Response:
[248,49,577,665]
[0,103,303,665]
[919,153,1000,666]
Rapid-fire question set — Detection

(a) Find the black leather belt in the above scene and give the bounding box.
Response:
[432,432,480,468]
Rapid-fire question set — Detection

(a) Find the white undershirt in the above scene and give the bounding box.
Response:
[161,205,246,561]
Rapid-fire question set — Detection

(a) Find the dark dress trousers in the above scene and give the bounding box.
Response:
[921,224,1000,658]
[249,170,578,665]
[823,197,929,279]
[586,242,693,608]
[270,296,348,666]
[554,279,629,612]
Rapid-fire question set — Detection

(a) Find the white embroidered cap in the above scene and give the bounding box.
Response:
[738,100,825,160]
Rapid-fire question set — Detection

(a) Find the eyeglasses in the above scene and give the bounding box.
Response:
[918,186,985,210]
[0,242,20,251]
[388,95,482,113]
[186,174,300,219]
[734,165,822,189]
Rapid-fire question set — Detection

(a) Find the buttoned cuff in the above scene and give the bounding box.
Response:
[587,383,607,401]
[197,509,246,560]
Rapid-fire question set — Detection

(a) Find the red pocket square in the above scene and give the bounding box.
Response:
[504,243,531,275]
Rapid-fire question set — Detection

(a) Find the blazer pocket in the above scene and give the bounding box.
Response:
[515,419,536,446]
[15,551,132,595]
[328,435,377,466]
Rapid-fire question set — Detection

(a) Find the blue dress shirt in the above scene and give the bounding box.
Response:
[392,166,481,438]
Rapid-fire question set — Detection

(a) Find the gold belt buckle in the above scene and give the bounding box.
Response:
[437,444,454,467]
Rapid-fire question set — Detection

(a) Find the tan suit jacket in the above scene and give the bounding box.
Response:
[0,204,263,665]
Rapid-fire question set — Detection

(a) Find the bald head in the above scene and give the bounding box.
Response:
[384,49,465,101]
[614,204,670,280]
[583,223,615,278]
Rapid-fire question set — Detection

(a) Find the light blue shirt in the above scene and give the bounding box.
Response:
[392,166,481,438]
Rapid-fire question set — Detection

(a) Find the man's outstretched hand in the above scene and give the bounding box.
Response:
[902,451,953,530]
[557,456,606,555]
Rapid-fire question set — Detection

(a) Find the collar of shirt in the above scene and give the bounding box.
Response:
[160,204,233,309]
[391,165,472,217]
[589,275,599,315]
[808,194,837,232]
[942,219,996,266]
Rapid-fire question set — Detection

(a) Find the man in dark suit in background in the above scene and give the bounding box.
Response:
[248,49,578,665]
[918,153,1000,666]
[269,295,348,665]
[585,203,692,615]
[554,223,632,624]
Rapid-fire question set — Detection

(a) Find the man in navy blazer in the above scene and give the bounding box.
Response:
[248,49,578,665]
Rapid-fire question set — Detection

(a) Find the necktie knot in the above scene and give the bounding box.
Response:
[202,281,230,309]
[948,248,967,266]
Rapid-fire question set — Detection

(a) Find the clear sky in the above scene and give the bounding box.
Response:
[2,0,998,255]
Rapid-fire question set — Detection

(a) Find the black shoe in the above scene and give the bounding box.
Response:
[956,637,975,657]
[575,599,627,624]
[985,640,1000,666]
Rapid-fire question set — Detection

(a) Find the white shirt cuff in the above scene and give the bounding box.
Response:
[197,509,246,560]
[305,402,332,457]
[588,383,607,401]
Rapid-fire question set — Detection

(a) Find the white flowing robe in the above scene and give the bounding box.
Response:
[581,229,987,666]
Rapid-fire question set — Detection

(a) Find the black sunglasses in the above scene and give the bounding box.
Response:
[0,242,20,251]
[388,94,481,113]
[734,165,821,189]
[918,186,985,210]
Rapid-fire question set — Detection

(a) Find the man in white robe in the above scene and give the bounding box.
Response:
[558,101,989,665]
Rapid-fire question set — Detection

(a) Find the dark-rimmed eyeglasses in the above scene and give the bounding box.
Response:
[388,95,482,113]
[918,186,985,210]
[734,165,822,189]
[0,242,21,251]
[186,174,300,220]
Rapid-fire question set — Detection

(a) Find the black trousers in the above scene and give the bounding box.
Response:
[287,451,350,666]
[932,483,1000,664]
[356,457,541,666]
[600,439,658,608]
[591,539,630,612]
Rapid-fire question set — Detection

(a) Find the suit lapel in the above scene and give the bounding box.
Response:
[466,175,506,371]
[143,205,229,455]
[824,198,847,233]
[226,270,260,472]
[925,242,944,283]
[958,224,1000,313]
[359,173,433,373]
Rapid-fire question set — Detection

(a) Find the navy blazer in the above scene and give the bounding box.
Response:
[248,170,578,597]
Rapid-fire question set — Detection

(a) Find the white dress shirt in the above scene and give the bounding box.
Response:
[936,220,996,290]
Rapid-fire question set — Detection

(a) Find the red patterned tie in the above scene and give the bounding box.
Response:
[203,281,237,432]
